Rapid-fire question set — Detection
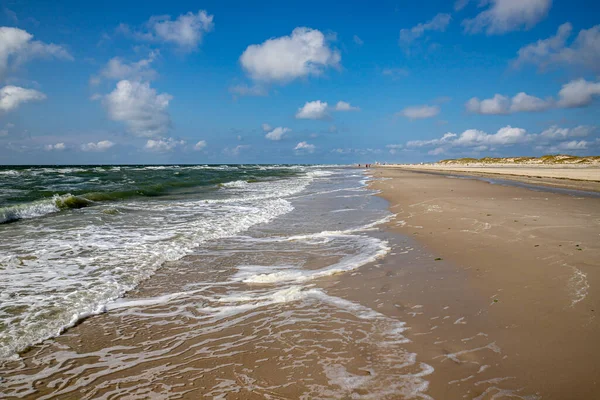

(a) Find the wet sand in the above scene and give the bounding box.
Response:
[367,168,600,399]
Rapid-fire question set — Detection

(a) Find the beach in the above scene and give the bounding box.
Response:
[380,164,600,193]
[366,166,600,398]
[1,165,599,399]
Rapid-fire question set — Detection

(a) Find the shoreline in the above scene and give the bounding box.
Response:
[368,168,600,398]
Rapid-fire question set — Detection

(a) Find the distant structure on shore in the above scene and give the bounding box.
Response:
[438,154,600,165]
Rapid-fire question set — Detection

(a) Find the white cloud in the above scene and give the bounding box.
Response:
[353,35,364,45]
[296,100,329,120]
[539,125,592,140]
[125,10,214,50]
[510,92,552,112]
[397,104,440,120]
[463,0,552,35]
[467,92,552,114]
[555,140,588,150]
[294,141,315,153]
[466,79,600,114]
[104,80,172,137]
[514,23,600,73]
[399,13,451,50]
[466,94,510,115]
[240,27,340,83]
[405,125,593,154]
[44,142,65,151]
[335,101,360,111]
[81,140,115,152]
[453,126,530,147]
[0,85,45,111]
[557,79,600,108]
[224,144,249,156]
[194,140,207,150]
[0,27,72,79]
[94,51,158,84]
[144,138,185,152]
[332,148,381,155]
[429,147,447,156]
[261,123,272,132]
[265,126,290,141]
[407,132,458,148]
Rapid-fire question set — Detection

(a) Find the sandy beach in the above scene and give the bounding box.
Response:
[380,164,600,193]
[366,167,600,398]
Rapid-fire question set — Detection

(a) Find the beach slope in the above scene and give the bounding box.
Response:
[369,168,600,398]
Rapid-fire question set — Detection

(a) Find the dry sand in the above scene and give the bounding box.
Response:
[367,168,600,399]
[380,164,600,192]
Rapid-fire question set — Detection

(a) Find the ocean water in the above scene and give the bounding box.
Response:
[0,165,434,398]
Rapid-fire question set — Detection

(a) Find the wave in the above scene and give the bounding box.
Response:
[0,194,92,224]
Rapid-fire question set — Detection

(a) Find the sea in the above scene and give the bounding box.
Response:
[0,164,434,398]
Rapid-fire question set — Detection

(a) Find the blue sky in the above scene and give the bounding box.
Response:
[0,0,598,164]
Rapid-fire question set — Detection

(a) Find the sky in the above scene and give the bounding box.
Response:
[0,0,599,164]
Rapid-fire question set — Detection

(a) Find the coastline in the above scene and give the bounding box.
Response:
[367,168,600,398]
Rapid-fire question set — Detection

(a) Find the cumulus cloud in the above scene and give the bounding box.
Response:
[93,51,158,84]
[557,79,600,108]
[510,92,552,112]
[44,143,65,151]
[466,94,510,115]
[514,23,600,73]
[463,0,552,35]
[261,123,272,132]
[265,126,290,141]
[397,105,440,120]
[104,80,172,137]
[467,79,600,114]
[0,27,72,79]
[0,85,45,111]
[240,27,340,83]
[466,93,552,114]
[121,10,214,51]
[296,100,329,120]
[405,125,593,154]
[144,137,185,152]
[539,125,592,140]
[399,13,451,51]
[194,140,207,150]
[294,141,315,153]
[81,140,115,152]
[335,101,360,111]
[554,140,588,150]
